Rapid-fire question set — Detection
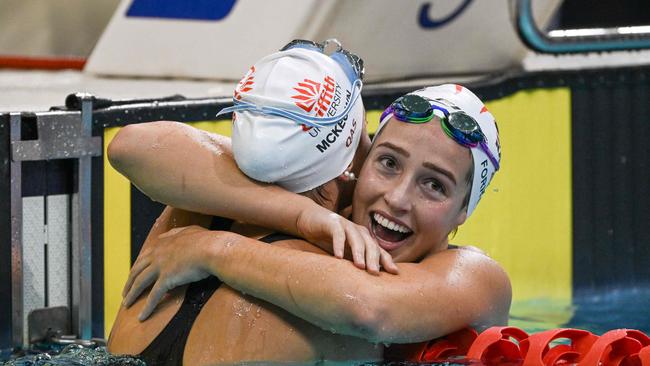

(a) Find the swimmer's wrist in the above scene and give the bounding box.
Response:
[293,198,327,238]
[199,230,240,272]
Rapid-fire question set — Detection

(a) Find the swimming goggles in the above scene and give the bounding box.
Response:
[281,38,365,83]
[380,94,500,171]
[217,39,364,129]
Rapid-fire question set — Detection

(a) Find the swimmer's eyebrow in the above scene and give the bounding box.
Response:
[422,162,457,186]
[377,141,410,158]
[377,142,457,185]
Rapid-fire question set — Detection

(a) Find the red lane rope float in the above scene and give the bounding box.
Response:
[467,326,529,365]
[385,328,479,362]
[388,326,650,366]
[520,328,598,365]
[579,329,650,366]
[0,55,86,70]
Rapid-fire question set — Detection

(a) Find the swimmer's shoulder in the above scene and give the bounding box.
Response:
[421,244,508,284]
[421,245,512,324]
[448,244,487,255]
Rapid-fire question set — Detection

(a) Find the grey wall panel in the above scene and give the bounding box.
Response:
[46,194,70,308]
[21,196,45,345]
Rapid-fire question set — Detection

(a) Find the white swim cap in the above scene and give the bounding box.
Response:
[223,47,364,193]
[377,84,501,217]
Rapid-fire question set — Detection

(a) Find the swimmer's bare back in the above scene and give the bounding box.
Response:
[184,238,381,365]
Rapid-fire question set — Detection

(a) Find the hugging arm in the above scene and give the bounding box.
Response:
[128,226,511,343]
[108,121,393,272]
[107,121,315,237]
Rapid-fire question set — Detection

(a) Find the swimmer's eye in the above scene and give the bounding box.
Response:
[378,155,399,172]
[423,178,446,196]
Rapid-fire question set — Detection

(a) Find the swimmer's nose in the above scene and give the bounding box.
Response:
[382,176,411,214]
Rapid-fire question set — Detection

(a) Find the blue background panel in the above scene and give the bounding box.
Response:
[126,0,237,21]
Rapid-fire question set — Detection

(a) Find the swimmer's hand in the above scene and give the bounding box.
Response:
[122,225,213,321]
[295,204,398,275]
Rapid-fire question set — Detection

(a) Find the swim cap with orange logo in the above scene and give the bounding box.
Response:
[218,46,364,193]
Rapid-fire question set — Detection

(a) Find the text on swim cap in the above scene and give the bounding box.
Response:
[479,159,488,197]
[318,76,336,117]
[315,90,353,153]
[327,84,343,117]
[316,115,347,153]
[346,118,357,148]
[291,76,336,117]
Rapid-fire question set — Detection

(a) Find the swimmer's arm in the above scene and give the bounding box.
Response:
[108,121,392,272]
[107,121,320,237]
[203,231,512,343]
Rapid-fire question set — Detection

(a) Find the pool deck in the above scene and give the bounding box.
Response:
[0,69,236,113]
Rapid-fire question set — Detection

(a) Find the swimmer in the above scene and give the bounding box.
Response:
[108,40,511,364]
[108,39,388,365]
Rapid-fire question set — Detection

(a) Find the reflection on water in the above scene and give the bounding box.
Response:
[568,287,650,335]
[510,286,650,335]
[509,297,575,333]
[2,344,144,366]
[4,288,650,365]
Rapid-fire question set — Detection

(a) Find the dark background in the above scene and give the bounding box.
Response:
[558,0,650,28]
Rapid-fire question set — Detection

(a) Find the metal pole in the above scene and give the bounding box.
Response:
[71,98,93,339]
[9,113,23,348]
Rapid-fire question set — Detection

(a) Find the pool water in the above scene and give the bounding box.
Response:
[1,345,145,366]
[3,287,650,365]
[509,286,650,335]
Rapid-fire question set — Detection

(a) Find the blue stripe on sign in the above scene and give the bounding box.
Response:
[126,0,237,21]
[418,0,473,29]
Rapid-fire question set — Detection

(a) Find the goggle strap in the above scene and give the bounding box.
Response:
[480,140,500,171]
[218,79,363,129]
[379,109,394,126]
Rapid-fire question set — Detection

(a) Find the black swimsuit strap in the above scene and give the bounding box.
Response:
[138,277,222,366]
[259,232,298,243]
[137,217,296,365]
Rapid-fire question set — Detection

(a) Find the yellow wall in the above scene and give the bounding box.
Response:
[460,88,572,303]
[103,127,132,337]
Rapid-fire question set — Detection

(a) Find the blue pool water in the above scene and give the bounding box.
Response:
[509,287,650,335]
[3,287,650,365]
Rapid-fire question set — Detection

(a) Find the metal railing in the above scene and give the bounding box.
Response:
[514,0,650,53]
[9,95,101,348]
